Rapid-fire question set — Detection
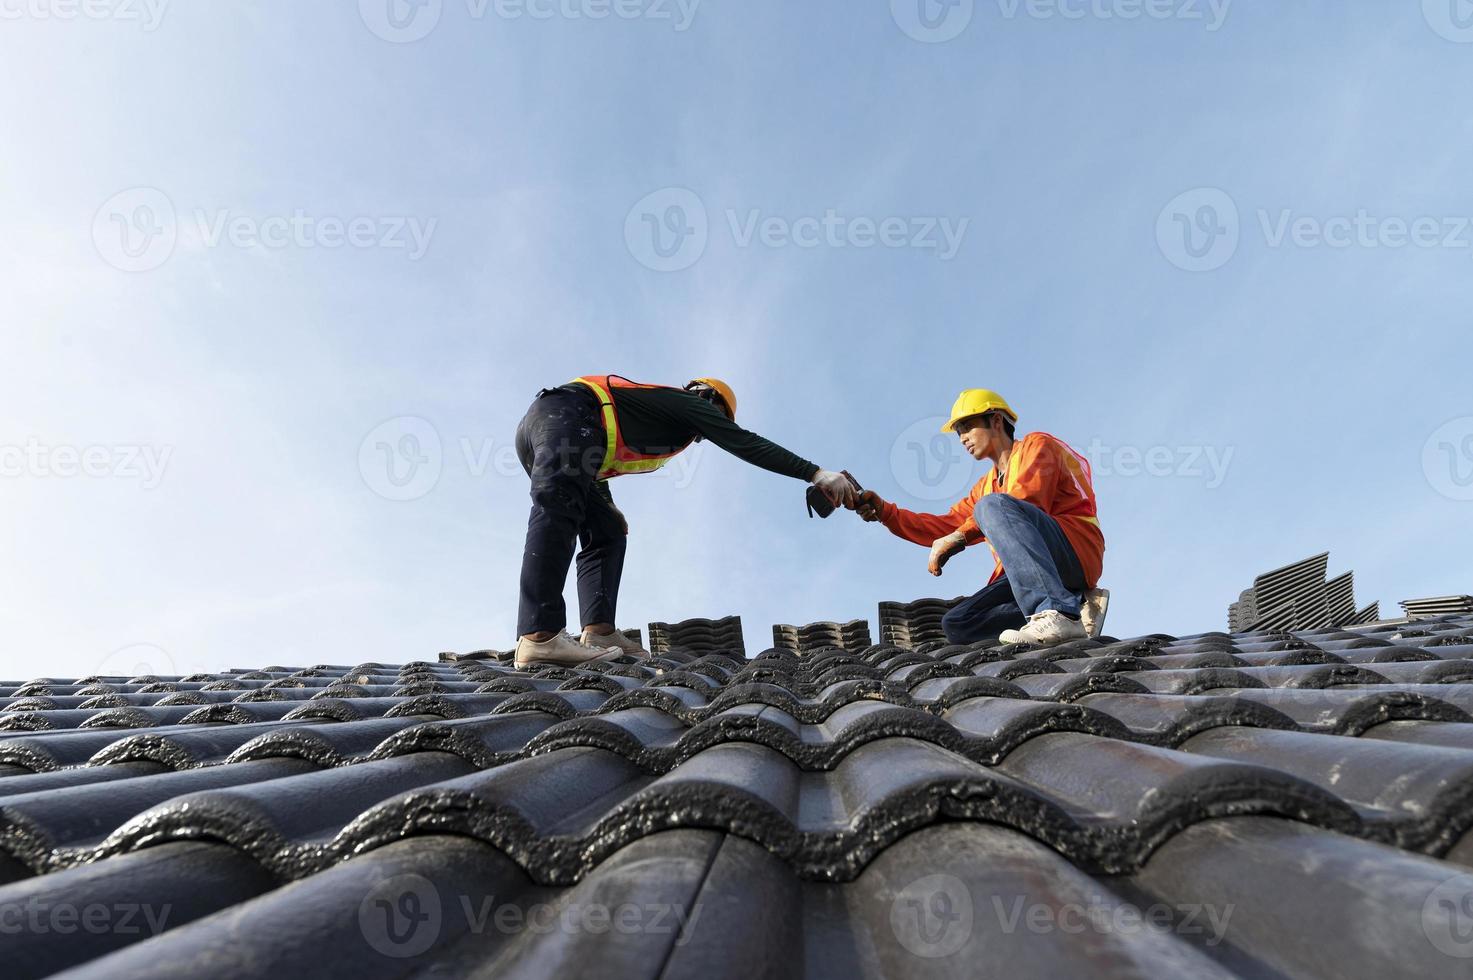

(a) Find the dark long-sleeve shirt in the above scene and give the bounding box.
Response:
[607,386,819,482]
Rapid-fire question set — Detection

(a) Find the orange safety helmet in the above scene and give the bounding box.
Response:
[686,377,737,420]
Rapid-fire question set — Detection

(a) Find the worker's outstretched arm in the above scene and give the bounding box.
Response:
[680,397,820,480]
[682,396,853,504]
[854,485,986,548]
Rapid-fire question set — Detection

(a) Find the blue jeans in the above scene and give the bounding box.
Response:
[940,494,1087,645]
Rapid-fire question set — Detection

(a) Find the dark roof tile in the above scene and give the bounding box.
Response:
[10,610,1473,974]
[1129,817,1473,979]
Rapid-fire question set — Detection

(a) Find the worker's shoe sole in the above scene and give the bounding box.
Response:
[1080,588,1110,639]
[514,632,623,669]
[515,649,622,669]
[580,630,652,660]
[999,610,1090,647]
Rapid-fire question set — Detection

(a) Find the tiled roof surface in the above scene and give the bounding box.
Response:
[8,614,1473,977]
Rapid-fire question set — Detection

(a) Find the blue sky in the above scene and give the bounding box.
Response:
[3,0,1472,679]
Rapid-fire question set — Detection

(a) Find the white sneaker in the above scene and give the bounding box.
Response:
[580,628,651,659]
[999,609,1089,647]
[1080,588,1110,639]
[515,631,621,668]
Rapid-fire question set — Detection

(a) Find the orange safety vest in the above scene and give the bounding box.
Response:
[570,375,694,480]
[980,431,1102,585]
[987,431,1100,524]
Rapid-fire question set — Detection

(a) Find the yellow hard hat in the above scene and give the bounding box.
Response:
[942,389,1017,433]
[688,377,737,420]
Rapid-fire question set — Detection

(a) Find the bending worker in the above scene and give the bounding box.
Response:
[853,390,1108,647]
[515,375,856,667]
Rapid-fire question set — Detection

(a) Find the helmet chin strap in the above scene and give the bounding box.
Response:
[683,384,711,442]
[685,383,730,420]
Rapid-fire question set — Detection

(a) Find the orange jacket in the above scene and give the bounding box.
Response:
[878,431,1104,588]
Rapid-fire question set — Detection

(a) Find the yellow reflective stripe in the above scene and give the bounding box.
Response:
[596,404,618,477]
[608,458,667,475]
[571,378,620,478]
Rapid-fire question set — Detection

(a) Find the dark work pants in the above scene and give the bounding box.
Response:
[515,387,628,637]
[940,494,1087,645]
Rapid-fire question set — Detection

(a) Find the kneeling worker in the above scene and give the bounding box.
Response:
[515,375,856,667]
[853,390,1108,647]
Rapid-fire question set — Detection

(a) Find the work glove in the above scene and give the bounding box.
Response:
[854,490,887,523]
[812,469,858,509]
[928,532,967,577]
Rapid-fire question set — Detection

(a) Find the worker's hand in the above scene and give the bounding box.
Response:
[854,490,887,522]
[928,532,967,576]
[611,503,630,535]
[812,469,857,509]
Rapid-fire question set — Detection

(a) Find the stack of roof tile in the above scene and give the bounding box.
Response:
[1228,553,1331,631]
[7,612,1473,977]
[1327,571,1356,625]
[877,596,964,648]
[1402,596,1473,619]
[1228,553,1382,631]
[646,617,745,657]
[772,620,873,655]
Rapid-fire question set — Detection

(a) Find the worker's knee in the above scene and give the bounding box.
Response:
[529,476,587,522]
[585,529,627,559]
[941,605,971,644]
[976,492,1019,515]
[973,492,1019,529]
